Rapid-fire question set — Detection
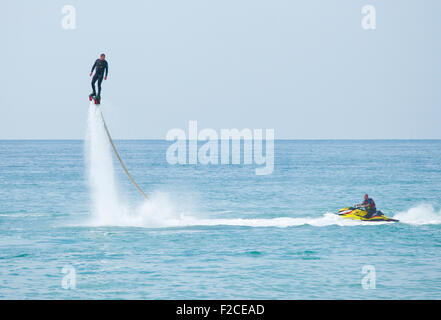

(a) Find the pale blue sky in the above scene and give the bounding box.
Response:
[1,0,440,139]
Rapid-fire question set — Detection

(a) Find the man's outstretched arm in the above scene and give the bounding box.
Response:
[104,61,108,79]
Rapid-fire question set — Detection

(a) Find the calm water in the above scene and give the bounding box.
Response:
[1,139,441,299]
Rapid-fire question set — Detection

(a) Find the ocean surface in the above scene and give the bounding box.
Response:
[1,106,441,299]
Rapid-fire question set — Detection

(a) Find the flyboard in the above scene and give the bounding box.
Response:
[89,94,101,105]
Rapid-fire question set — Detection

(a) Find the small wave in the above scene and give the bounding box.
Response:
[393,204,441,225]
[0,253,29,260]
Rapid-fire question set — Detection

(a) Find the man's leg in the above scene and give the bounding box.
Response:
[365,208,375,219]
[97,75,104,96]
[91,74,98,96]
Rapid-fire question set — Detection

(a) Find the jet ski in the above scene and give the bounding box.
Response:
[337,206,399,222]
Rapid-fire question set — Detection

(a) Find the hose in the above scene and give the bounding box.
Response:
[99,110,149,200]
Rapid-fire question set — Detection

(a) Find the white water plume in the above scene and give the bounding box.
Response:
[85,103,125,224]
[393,204,441,225]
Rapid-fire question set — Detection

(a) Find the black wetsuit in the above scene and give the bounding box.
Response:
[91,59,108,96]
[362,198,376,219]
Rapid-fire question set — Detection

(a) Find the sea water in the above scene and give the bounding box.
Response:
[1,105,441,299]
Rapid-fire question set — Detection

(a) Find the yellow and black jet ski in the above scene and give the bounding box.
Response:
[337,206,398,222]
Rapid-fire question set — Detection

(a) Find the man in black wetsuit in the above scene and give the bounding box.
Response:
[358,194,377,219]
[89,53,108,100]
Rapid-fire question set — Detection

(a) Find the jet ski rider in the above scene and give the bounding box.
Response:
[357,194,377,219]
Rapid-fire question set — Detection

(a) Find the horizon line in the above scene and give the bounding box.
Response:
[1,138,440,141]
